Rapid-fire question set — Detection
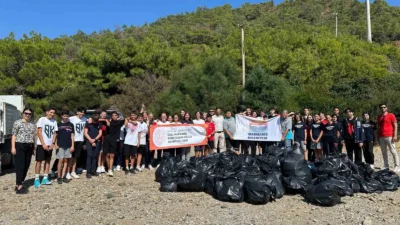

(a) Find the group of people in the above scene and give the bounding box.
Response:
[10,103,399,195]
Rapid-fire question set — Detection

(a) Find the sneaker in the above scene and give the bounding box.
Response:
[86,173,92,179]
[108,170,114,177]
[101,166,106,173]
[149,165,154,171]
[71,172,80,179]
[92,172,99,177]
[156,164,160,169]
[82,169,87,173]
[57,178,63,184]
[50,171,57,178]
[41,177,52,185]
[66,173,72,180]
[370,165,375,170]
[63,178,70,183]
[135,168,141,173]
[115,165,121,171]
[15,187,28,194]
[96,167,102,173]
[141,164,145,170]
[136,167,142,172]
[130,168,136,174]
[34,178,41,188]
[394,166,400,174]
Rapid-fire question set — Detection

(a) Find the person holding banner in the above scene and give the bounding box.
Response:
[280,110,293,151]
[193,112,205,157]
[205,114,216,156]
[154,113,170,166]
[180,113,194,161]
[292,113,307,160]
[212,108,225,153]
[223,110,240,155]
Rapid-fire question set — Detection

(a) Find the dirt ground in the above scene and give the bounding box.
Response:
[1,147,400,225]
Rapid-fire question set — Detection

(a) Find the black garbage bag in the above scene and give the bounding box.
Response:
[267,145,286,160]
[204,172,216,196]
[155,156,179,182]
[214,172,245,203]
[352,174,384,194]
[305,181,342,207]
[243,175,272,205]
[214,152,243,178]
[312,156,341,177]
[257,154,280,174]
[337,154,358,177]
[195,156,217,174]
[311,176,353,197]
[349,176,361,193]
[372,169,399,191]
[242,156,262,176]
[281,146,312,191]
[357,163,374,179]
[177,167,206,192]
[160,177,178,192]
[265,172,285,199]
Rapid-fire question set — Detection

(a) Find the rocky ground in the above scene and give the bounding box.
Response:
[1,147,400,225]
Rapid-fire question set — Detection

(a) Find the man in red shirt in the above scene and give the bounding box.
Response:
[377,104,399,173]
[205,114,215,157]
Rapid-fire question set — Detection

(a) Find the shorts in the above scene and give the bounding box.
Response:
[103,138,118,154]
[72,142,83,158]
[124,145,137,157]
[56,147,72,159]
[36,145,53,161]
[138,145,146,155]
[195,146,204,152]
[295,141,307,151]
[207,140,215,149]
[310,142,322,150]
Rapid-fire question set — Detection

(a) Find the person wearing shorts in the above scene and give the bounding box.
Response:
[103,111,125,177]
[34,107,58,188]
[68,108,87,179]
[136,114,148,172]
[310,114,323,162]
[54,110,74,184]
[205,114,215,156]
[292,113,308,160]
[124,112,142,175]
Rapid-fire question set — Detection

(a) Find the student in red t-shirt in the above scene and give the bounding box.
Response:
[205,114,215,157]
[377,104,399,173]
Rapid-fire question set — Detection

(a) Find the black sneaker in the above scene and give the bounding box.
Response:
[130,168,136,174]
[16,187,28,195]
[86,173,92,179]
[92,172,99,177]
[57,178,63,184]
[63,178,70,183]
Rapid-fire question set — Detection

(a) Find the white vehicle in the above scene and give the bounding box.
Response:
[0,95,24,173]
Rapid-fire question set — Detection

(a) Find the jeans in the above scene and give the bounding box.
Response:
[345,141,362,164]
[363,141,374,165]
[279,139,292,151]
[379,137,399,168]
[322,136,338,156]
[86,141,101,174]
[213,132,225,153]
[15,143,34,186]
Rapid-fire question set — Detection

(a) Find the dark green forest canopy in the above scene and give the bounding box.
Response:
[1,0,400,117]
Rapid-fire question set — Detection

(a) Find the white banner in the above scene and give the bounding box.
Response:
[233,115,282,141]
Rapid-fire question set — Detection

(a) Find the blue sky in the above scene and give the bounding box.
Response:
[0,0,399,39]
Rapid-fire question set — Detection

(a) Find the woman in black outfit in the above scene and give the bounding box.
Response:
[11,107,37,194]
[362,112,376,168]
[321,115,341,156]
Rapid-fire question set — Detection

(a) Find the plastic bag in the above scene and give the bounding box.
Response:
[352,175,384,194]
[257,154,280,174]
[305,181,342,207]
[265,172,285,199]
[204,173,216,196]
[155,156,179,182]
[281,147,312,191]
[160,177,178,192]
[311,176,353,197]
[243,175,272,205]
[372,169,399,191]
[177,168,206,192]
[312,156,341,177]
[214,173,245,203]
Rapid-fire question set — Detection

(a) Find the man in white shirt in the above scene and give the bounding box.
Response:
[136,114,148,172]
[123,112,142,175]
[34,107,58,188]
[212,108,225,153]
[68,108,87,179]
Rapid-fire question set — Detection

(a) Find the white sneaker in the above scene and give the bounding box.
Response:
[101,166,106,173]
[66,173,72,180]
[370,165,375,170]
[136,166,142,172]
[50,171,56,178]
[71,172,80,179]
[213,149,217,153]
[108,170,114,177]
[156,164,160,169]
[82,169,87,173]
[141,164,145,170]
[394,166,400,174]
[96,167,102,173]
[149,165,154,171]
[115,165,121,171]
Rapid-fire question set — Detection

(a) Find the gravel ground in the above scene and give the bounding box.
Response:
[1,147,400,225]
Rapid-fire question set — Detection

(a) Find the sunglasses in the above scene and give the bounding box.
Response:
[23,112,32,116]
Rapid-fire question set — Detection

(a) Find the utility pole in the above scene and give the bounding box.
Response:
[241,27,245,88]
[334,13,338,37]
[366,0,372,43]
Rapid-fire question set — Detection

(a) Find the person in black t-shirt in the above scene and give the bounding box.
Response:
[292,113,308,160]
[321,115,341,156]
[362,112,377,168]
[103,111,125,177]
[342,108,365,164]
[310,114,323,161]
[54,110,75,184]
[332,115,344,153]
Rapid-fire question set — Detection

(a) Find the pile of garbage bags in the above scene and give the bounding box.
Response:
[155,145,400,207]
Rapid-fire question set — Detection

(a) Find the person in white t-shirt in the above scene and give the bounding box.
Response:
[212,108,225,153]
[34,107,58,188]
[123,112,142,175]
[153,113,170,167]
[193,111,205,157]
[68,108,87,179]
[136,114,148,172]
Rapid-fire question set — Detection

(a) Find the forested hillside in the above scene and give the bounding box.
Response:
[1,0,400,116]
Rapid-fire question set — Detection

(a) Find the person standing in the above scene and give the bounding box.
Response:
[343,108,365,164]
[303,107,310,121]
[306,115,315,162]
[153,113,170,167]
[321,115,341,156]
[362,112,376,169]
[145,113,154,170]
[34,107,58,188]
[123,112,142,174]
[280,110,293,152]
[180,112,194,161]
[136,114,148,172]
[103,111,125,177]
[180,109,186,122]
[310,114,323,161]
[54,110,74,184]
[292,113,307,160]
[377,104,399,172]
[205,114,215,156]
[84,114,103,179]
[11,108,36,194]
[332,115,344,153]
[68,108,87,179]
[97,110,108,174]
[212,108,225,153]
[193,111,205,157]
[223,110,239,155]
[333,107,344,123]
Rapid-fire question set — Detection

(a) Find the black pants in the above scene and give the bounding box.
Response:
[338,140,343,153]
[260,142,275,155]
[226,138,239,152]
[86,141,101,174]
[51,159,59,172]
[363,141,374,165]
[142,142,151,167]
[151,150,163,166]
[307,137,315,162]
[345,141,362,164]
[15,143,34,186]
[322,136,338,156]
